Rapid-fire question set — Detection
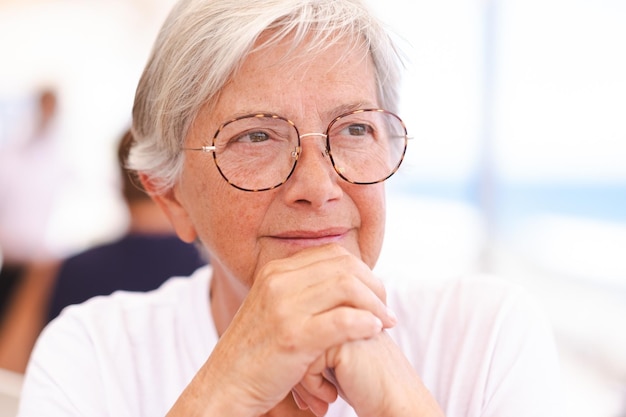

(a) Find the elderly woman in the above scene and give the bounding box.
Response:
[18,0,561,416]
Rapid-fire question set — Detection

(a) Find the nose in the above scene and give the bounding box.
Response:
[282,133,342,208]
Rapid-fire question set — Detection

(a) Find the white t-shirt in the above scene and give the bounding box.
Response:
[18,266,561,416]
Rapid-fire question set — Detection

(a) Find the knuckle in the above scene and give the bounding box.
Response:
[256,263,287,299]
[257,258,281,281]
[332,308,357,330]
[335,272,360,301]
[275,324,300,352]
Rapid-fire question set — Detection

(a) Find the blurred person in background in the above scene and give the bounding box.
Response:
[0,129,206,373]
[0,87,67,324]
[46,128,207,323]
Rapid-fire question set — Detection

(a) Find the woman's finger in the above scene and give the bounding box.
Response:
[291,382,334,417]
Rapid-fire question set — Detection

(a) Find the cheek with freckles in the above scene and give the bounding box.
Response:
[185,171,276,284]
[352,183,386,269]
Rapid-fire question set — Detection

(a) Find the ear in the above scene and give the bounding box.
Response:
[139,173,198,243]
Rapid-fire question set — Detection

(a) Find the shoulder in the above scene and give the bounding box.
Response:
[19,266,215,416]
[36,265,212,354]
[385,273,555,359]
[385,275,562,416]
[386,274,546,330]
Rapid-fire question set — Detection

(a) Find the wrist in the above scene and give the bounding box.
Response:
[167,360,263,417]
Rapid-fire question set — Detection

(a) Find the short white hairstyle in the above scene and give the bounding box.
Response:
[129,0,404,194]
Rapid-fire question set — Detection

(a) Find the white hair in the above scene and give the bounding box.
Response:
[129,0,404,194]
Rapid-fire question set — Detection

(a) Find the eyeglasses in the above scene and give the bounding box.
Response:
[182,108,409,192]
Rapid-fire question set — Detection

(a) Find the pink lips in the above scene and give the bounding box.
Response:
[271,228,349,245]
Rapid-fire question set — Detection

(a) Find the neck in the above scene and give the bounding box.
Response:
[209,261,249,336]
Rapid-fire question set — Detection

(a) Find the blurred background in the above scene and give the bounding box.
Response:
[0,0,624,416]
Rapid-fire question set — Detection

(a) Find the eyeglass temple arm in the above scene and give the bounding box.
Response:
[182,145,216,152]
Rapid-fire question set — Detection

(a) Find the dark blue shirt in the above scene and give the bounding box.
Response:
[47,234,207,322]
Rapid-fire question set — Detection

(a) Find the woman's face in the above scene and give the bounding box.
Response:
[158,36,386,290]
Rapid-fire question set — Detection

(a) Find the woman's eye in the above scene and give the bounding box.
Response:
[343,124,371,136]
[235,131,270,143]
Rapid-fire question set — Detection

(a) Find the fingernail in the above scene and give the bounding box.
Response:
[374,316,383,330]
[292,390,308,410]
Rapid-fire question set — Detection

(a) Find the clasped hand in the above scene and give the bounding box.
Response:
[199,244,442,417]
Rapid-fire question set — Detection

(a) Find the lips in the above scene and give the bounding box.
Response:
[272,227,349,240]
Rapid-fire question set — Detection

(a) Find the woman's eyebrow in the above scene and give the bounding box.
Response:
[324,102,378,119]
[219,101,378,124]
